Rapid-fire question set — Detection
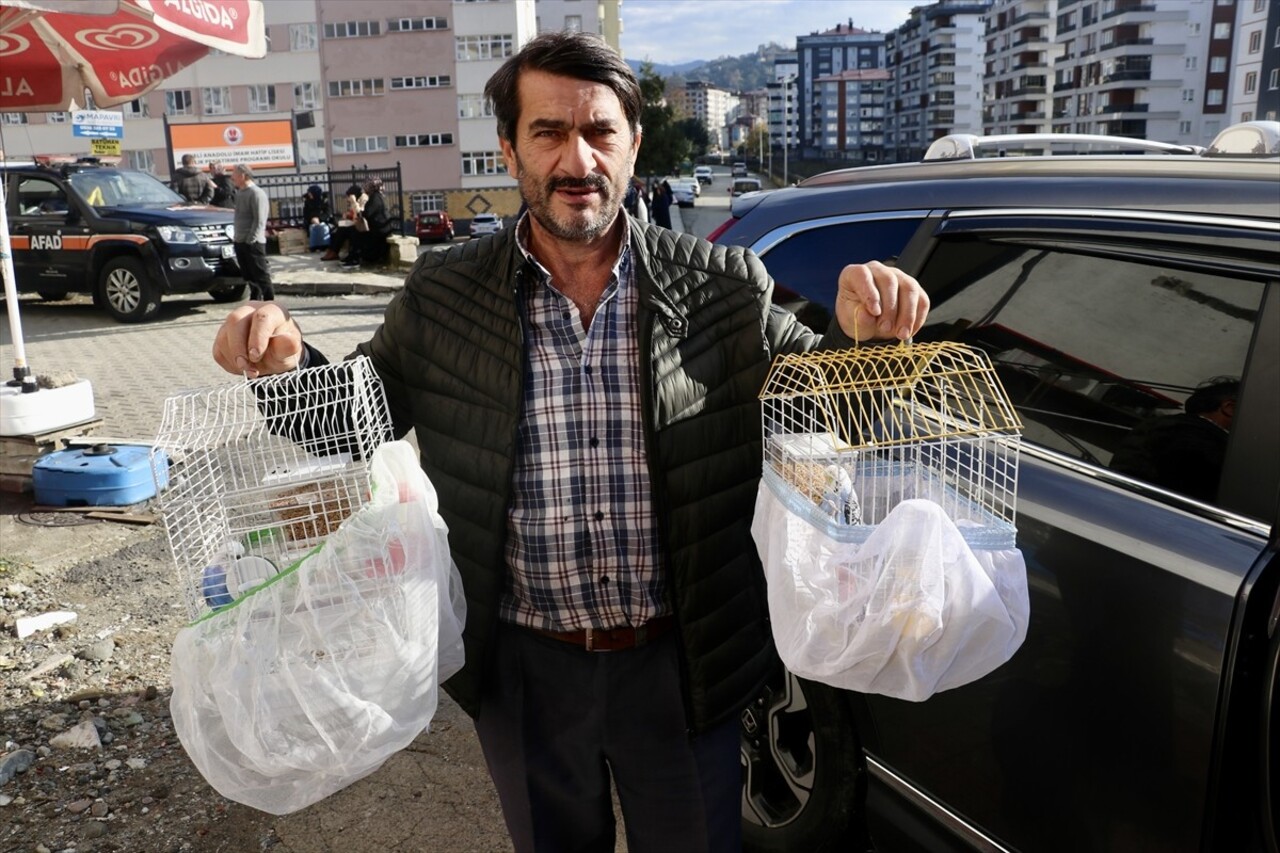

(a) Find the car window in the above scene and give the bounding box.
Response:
[67,169,182,207]
[17,177,68,216]
[916,233,1265,508]
[757,216,927,330]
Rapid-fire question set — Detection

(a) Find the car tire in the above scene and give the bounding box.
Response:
[208,283,248,303]
[98,256,160,323]
[37,291,71,301]
[742,670,865,853]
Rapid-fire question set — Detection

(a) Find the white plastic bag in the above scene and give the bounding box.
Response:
[752,475,1028,702]
[169,441,466,814]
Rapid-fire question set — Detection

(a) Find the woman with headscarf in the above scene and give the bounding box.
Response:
[303,184,331,251]
[323,183,366,262]
[347,178,393,269]
[650,179,673,230]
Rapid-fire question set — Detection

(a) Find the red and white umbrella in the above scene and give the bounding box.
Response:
[0,0,265,403]
[0,0,266,111]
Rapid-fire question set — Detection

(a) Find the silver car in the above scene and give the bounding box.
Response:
[468,213,504,238]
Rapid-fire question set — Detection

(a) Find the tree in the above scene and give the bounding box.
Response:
[634,62,691,179]
[677,117,712,158]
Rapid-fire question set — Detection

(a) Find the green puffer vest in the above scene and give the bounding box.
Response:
[353,218,844,732]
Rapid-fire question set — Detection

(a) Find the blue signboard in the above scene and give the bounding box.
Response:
[71,110,124,140]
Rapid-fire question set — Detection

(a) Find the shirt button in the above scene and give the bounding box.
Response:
[562,311,572,320]
[583,365,593,375]
[594,511,604,521]
[589,437,599,448]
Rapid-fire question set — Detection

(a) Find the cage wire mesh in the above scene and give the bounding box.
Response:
[759,342,1023,546]
[152,356,395,620]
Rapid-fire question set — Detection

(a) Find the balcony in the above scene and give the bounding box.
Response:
[1097,102,1149,113]
[1104,69,1151,82]
[1099,37,1154,52]
[1102,4,1157,20]
[1010,111,1047,120]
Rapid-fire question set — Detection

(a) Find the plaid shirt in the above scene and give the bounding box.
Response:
[499,219,667,632]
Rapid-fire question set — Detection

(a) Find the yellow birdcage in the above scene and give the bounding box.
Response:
[759,341,1023,543]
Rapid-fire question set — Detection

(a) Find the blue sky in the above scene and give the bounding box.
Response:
[621,0,920,65]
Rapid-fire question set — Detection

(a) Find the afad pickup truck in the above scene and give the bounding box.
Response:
[3,158,245,322]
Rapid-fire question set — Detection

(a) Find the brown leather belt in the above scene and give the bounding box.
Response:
[527,615,675,652]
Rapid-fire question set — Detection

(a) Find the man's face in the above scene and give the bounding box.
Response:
[499,69,640,243]
[231,170,247,189]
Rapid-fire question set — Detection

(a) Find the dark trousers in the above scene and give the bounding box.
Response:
[234,241,273,301]
[474,622,743,853]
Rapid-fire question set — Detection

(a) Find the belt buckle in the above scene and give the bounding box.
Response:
[585,627,594,652]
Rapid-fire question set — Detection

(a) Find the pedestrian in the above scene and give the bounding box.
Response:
[209,161,236,208]
[325,183,365,263]
[230,164,273,301]
[302,184,331,251]
[211,31,927,853]
[172,153,213,204]
[348,178,392,269]
[650,178,672,229]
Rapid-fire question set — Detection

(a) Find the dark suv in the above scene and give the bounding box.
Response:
[716,123,1280,853]
[2,159,244,322]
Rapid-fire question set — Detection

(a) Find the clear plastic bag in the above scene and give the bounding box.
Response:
[752,479,1028,702]
[169,441,466,814]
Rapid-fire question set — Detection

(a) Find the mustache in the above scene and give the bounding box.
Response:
[546,175,609,192]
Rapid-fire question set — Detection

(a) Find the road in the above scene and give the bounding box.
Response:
[672,164,738,241]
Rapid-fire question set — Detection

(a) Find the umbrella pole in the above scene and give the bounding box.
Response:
[0,179,35,392]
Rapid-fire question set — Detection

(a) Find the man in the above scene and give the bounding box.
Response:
[230,164,273,302]
[209,161,236,208]
[1110,377,1238,502]
[212,32,927,851]
[173,153,213,204]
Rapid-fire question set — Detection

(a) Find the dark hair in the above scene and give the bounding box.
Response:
[484,32,642,143]
[1185,377,1239,415]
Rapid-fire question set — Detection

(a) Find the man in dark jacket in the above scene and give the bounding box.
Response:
[208,161,235,208]
[212,32,927,853]
[172,154,213,204]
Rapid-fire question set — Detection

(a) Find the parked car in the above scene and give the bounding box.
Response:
[415,210,454,243]
[714,122,1280,853]
[694,165,714,185]
[667,180,697,207]
[732,161,749,178]
[2,157,242,322]
[730,177,763,196]
[674,176,701,198]
[468,213,504,238]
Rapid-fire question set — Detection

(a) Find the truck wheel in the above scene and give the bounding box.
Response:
[98,257,160,322]
[208,283,248,303]
[38,291,71,302]
[742,670,865,853]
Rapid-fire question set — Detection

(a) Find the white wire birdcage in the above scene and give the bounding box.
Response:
[152,356,395,620]
[759,341,1023,548]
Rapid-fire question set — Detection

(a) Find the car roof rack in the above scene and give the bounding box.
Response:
[923,132,1201,161]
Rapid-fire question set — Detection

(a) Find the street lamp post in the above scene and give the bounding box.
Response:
[782,74,796,187]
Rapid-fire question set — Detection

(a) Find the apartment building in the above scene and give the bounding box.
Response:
[985,0,1061,134]
[536,0,622,51]
[1229,0,1279,122]
[795,22,888,156]
[766,53,799,152]
[1052,0,1219,143]
[675,80,739,151]
[885,2,990,162]
[812,69,890,161]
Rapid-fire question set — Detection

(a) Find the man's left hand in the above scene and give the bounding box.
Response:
[835,261,930,343]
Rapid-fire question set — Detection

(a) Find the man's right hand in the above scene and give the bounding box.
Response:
[212,302,304,378]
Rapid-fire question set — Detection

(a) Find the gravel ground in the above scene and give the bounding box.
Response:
[0,500,511,853]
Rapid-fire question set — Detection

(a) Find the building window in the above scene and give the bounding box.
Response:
[411,192,446,214]
[203,86,231,115]
[328,79,385,98]
[389,16,448,31]
[1242,111,1253,121]
[1179,120,1193,135]
[1270,68,1279,90]
[1188,22,1201,35]
[1207,89,1224,106]
[1245,71,1258,94]
[332,136,390,154]
[457,94,494,119]
[1212,22,1231,39]
[1275,25,1280,47]
[165,89,194,116]
[126,150,155,174]
[395,132,454,148]
[289,22,317,50]
[47,112,68,123]
[1210,56,1227,73]
[390,75,451,90]
[299,139,327,166]
[1185,56,1197,70]
[323,20,380,38]
[1182,88,1196,102]
[455,34,514,61]
[1255,0,1266,11]
[294,82,320,109]
[461,150,506,175]
[249,85,276,113]
[1,113,28,125]
[1248,30,1262,52]
[121,98,148,119]
[564,15,582,32]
